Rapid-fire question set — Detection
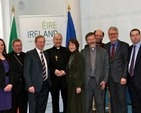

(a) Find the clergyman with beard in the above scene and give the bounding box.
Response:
[81,32,109,113]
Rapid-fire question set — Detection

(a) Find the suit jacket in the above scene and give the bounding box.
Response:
[66,51,85,87]
[24,48,51,92]
[7,51,26,94]
[81,46,109,88]
[46,46,70,86]
[104,40,129,83]
[128,45,141,89]
[0,55,13,89]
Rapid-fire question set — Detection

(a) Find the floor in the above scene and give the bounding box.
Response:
[93,111,109,113]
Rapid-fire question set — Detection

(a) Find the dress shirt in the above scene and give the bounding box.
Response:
[36,48,48,78]
[128,41,141,73]
[110,39,119,53]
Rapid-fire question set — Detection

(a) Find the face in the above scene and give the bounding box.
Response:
[35,37,45,50]
[12,41,22,54]
[130,30,141,44]
[53,35,62,47]
[108,29,118,42]
[0,40,4,53]
[69,42,77,52]
[95,30,103,44]
[86,35,96,48]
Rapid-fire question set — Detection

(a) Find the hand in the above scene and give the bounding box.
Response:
[76,87,81,94]
[28,86,35,93]
[4,84,13,92]
[60,70,66,76]
[120,78,126,85]
[54,69,61,76]
[100,81,106,90]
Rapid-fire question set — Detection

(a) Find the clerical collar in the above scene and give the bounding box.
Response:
[54,46,60,49]
[89,46,96,50]
[13,51,20,56]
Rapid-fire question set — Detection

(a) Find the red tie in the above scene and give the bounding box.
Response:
[111,44,115,58]
[129,46,136,76]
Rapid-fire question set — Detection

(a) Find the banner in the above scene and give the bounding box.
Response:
[8,16,18,53]
[19,15,66,52]
[66,11,76,47]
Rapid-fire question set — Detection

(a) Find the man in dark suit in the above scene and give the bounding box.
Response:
[104,26,129,113]
[8,39,27,113]
[46,33,70,113]
[127,28,141,113]
[24,35,51,113]
[85,29,105,48]
[81,32,109,113]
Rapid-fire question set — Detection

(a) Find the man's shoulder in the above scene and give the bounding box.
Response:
[46,47,54,52]
[119,40,129,46]
[97,46,108,53]
[26,49,36,54]
[81,47,89,52]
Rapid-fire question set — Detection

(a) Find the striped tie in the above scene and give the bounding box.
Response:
[40,52,47,81]
[129,46,136,76]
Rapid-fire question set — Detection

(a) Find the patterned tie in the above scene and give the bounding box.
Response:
[129,46,136,76]
[111,43,115,58]
[40,52,47,81]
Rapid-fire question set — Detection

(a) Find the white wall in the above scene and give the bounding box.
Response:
[80,0,141,47]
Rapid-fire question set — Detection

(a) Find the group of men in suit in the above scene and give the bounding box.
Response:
[9,27,141,113]
[83,27,141,113]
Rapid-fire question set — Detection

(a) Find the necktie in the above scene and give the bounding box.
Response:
[129,46,136,76]
[40,52,47,81]
[111,43,115,58]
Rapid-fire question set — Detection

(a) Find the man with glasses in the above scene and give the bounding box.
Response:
[128,29,141,113]
[104,26,129,113]
[85,29,105,48]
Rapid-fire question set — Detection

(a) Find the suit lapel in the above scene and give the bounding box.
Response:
[86,48,91,69]
[33,49,42,66]
[107,43,111,56]
[113,41,122,59]
[135,45,141,67]
[95,47,100,67]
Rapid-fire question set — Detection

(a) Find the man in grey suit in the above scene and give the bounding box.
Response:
[24,35,51,113]
[104,26,129,113]
[81,32,109,113]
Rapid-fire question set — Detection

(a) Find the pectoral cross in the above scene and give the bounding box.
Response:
[55,55,58,61]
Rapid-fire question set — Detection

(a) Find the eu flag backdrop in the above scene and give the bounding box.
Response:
[66,11,76,47]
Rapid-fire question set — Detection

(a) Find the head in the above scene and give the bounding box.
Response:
[108,26,119,42]
[85,32,96,48]
[12,39,22,54]
[94,29,104,44]
[0,38,7,55]
[68,38,79,52]
[35,35,45,50]
[53,33,62,47]
[130,29,141,44]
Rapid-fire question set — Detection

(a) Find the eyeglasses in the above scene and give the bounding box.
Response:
[108,33,118,36]
[130,34,140,37]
